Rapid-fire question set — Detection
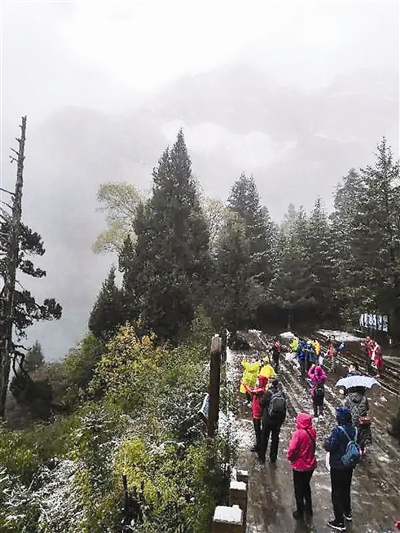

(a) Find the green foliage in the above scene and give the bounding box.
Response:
[120,130,211,344]
[211,211,265,335]
[24,340,45,372]
[92,182,143,255]
[330,139,400,334]
[64,333,105,403]
[10,372,53,420]
[228,173,275,288]
[88,266,127,341]
[89,323,164,411]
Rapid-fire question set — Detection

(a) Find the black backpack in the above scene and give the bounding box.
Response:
[268,389,286,417]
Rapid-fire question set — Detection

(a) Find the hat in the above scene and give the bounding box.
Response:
[335,406,352,424]
[257,375,268,386]
[271,379,279,388]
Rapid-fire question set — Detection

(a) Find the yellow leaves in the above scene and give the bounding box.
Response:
[141,335,152,346]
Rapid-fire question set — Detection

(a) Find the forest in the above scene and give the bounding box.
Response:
[0,125,399,532]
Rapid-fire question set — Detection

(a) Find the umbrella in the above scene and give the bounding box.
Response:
[335,375,379,389]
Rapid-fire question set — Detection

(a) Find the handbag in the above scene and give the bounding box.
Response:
[359,416,372,426]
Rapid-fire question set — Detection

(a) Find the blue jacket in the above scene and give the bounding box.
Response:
[297,342,308,361]
[324,422,358,470]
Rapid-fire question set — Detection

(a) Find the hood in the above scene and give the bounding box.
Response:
[296,412,313,429]
[257,375,268,387]
[336,406,352,424]
[347,391,364,403]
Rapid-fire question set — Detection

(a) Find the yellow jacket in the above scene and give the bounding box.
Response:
[259,363,276,381]
[312,340,320,355]
[239,359,261,393]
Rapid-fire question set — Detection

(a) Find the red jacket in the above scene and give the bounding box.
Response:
[286,413,317,471]
[242,382,266,419]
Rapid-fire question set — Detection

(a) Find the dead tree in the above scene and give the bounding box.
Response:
[0,117,27,419]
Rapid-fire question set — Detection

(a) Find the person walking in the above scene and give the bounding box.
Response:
[307,363,327,418]
[240,375,268,453]
[371,341,384,378]
[345,387,372,456]
[258,379,286,464]
[271,338,282,372]
[287,412,317,522]
[346,362,362,377]
[324,406,359,531]
[304,341,316,372]
[297,340,308,376]
[326,341,336,373]
[361,336,374,375]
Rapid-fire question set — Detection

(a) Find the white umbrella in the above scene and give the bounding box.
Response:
[335,375,379,389]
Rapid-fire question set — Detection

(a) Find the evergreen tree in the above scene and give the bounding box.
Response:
[268,208,316,329]
[0,118,62,418]
[306,198,339,323]
[24,340,44,372]
[330,168,365,323]
[88,267,126,341]
[227,173,274,288]
[121,130,211,343]
[213,213,263,336]
[331,140,400,335]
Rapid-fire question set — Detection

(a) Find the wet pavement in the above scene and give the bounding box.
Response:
[226,332,400,533]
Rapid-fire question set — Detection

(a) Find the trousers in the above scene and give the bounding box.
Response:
[259,423,281,462]
[293,469,314,515]
[330,467,353,523]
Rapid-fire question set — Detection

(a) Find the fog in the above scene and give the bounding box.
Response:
[1,1,398,360]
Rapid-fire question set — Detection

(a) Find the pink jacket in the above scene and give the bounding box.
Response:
[286,413,317,471]
[307,365,327,394]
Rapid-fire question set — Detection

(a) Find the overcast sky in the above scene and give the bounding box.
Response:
[1,1,399,360]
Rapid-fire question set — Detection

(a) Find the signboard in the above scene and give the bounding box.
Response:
[359,313,388,332]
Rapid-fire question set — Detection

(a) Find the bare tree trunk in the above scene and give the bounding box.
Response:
[0,117,27,419]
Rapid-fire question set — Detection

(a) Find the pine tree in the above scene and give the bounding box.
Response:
[24,340,44,372]
[268,208,316,329]
[0,118,62,418]
[339,140,400,336]
[121,130,211,343]
[330,168,365,323]
[227,173,274,288]
[88,266,126,341]
[306,198,338,323]
[212,213,263,336]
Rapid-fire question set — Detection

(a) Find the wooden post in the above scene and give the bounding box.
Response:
[208,334,222,438]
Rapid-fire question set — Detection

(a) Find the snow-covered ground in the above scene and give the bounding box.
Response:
[317,329,365,342]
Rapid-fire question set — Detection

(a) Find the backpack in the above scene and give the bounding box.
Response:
[338,426,360,468]
[268,389,286,417]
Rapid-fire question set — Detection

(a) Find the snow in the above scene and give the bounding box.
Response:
[230,480,247,492]
[317,329,365,342]
[280,331,296,339]
[213,504,242,524]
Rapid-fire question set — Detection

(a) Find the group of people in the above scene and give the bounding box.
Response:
[362,336,384,378]
[290,335,345,375]
[238,336,382,532]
